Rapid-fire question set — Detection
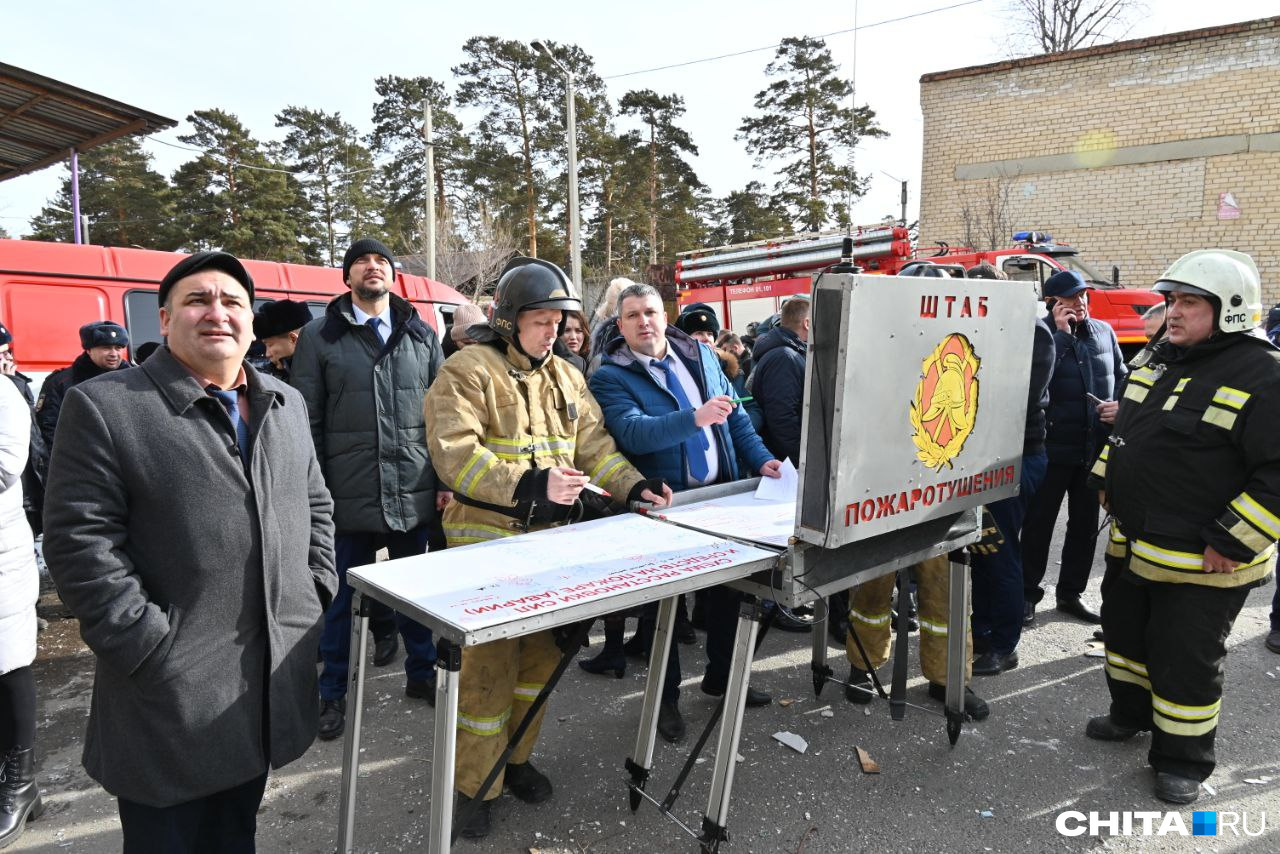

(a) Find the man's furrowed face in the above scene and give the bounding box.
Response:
[618,294,668,358]
[1165,291,1216,347]
[347,253,393,302]
[87,344,127,370]
[160,270,254,371]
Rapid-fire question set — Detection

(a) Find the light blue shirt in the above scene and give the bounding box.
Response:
[351,302,392,345]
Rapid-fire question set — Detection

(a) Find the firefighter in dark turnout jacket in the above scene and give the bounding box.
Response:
[1085,249,1279,805]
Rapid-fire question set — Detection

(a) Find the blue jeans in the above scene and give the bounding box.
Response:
[319,527,437,700]
[972,450,1048,655]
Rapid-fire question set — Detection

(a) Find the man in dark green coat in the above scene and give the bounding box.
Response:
[291,238,448,741]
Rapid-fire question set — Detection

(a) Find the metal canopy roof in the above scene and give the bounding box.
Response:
[0,62,177,183]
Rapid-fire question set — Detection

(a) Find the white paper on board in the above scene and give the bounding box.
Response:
[754,458,798,502]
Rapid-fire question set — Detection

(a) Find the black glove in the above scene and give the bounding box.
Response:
[968,507,1005,555]
[552,621,590,654]
[513,468,575,525]
[627,477,668,505]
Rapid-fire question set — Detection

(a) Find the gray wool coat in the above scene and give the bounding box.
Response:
[41,346,337,808]
[290,292,444,533]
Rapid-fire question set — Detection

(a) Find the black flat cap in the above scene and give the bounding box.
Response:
[158,251,255,307]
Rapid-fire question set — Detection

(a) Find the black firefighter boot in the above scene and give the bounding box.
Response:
[0,747,44,849]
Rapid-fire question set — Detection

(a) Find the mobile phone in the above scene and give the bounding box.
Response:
[1085,392,1108,406]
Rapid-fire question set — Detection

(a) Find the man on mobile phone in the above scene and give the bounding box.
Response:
[1022,270,1127,626]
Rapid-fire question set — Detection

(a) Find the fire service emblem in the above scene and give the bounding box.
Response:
[909,333,980,471]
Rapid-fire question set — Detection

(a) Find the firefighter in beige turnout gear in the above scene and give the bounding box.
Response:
[844,555,985,718]
[424,257,671,839]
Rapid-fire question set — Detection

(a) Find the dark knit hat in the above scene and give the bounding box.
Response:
[0,322,11,346]
[158,251,255,307]
[342,238,396,283]
[676,303,720,337]
[1042,269,1091,299]
[1266,303,1280,333]
[253,299,313,340]
[80,321,129,349]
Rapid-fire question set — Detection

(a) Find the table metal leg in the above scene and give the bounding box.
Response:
[627,596,676,810]
[945,553,970,745]
[810,611,830,695]
[337,592,371,853]
[701,598,761,847]
[429,639,463,854]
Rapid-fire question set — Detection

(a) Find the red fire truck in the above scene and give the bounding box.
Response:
[675,227,1161,347]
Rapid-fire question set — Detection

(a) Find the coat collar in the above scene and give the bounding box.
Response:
[318,292,430,345]
[142,346,283,417]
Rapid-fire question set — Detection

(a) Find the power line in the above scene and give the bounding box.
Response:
[601,0,986,80]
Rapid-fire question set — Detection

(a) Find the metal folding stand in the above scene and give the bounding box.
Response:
[429,639,462,851]
[337,593,372,854]
[944,551,970,745]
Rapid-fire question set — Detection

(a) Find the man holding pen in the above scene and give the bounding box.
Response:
[590,283,782,741]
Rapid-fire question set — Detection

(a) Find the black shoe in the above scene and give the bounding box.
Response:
[1023,601,1036,627]
[0,747,44,849]
[1056,597,1101,624]
[657,702,686,743]
[373,633,399,667]
[770,607,813,633]
[622,633,649,659]
[405,676,437,707]
[456,794,492,840]
[1093,629,1105,643]
[845,666,874,704]
[504,761,552,804]
[973,650,1019,676]
[927,682,989,721]
[675,620,697,645]
[1155,772,1200,805]
[318,698,345,741]
[1085,714,1142,742]
[1266,629,1280,654]
[578,649,626,678]
[700,678,772,707]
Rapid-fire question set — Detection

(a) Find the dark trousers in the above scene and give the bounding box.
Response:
[972,450,1047,654]
[1022,462,1100,604]
[320,527,437,700]
[702,586,745,691]
[0,665,36,752]
[1101,571,1249,781]
[1271,584,1280,632]
[118,773,268,854]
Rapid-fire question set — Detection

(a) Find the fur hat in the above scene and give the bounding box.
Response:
[676,303,720,337]
[253,299,313,340]
[80,320,129,349]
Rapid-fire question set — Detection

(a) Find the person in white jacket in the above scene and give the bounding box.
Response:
[0,374,41,848]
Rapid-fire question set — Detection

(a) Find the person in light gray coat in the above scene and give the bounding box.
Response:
[42,251,337,853]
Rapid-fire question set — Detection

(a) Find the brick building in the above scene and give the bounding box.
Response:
[918,16,1280,304]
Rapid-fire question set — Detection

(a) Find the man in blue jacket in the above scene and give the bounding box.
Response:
[1022,270,1127,625]
[590,283,782,742]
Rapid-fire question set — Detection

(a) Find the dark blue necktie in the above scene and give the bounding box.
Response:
[208,387,250,466]
[651,357,710,483]
[366,316,384,344]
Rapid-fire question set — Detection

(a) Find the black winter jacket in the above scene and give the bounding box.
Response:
[1044,318,1126,465]
[1089,333,1280,589]
[749,325,807,465]
[35,353,132,451]
[290,293,444,533]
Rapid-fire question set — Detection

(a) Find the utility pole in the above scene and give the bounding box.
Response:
[881,171,908,226]
[424,101,436,280]
[532,40,582,293]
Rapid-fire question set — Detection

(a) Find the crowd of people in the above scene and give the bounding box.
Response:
[0,238,1277,850]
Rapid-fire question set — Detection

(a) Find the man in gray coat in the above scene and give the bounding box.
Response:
[291,237,448,740]
[42,251,337,853]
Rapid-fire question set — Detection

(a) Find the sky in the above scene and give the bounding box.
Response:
[2,0,1275,246]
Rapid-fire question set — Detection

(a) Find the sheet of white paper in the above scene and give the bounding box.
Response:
[754,458,798,502]
[350,514,776,632]
[656,490,796,547]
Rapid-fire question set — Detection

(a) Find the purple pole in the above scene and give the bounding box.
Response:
[70,148,82,244]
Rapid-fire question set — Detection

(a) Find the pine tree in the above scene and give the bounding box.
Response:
[369,76,467,251]
[170,109,312,262]
[708,181,791,246]
[454,37,551,257]
[28,137,178,249]
[737,36,885,231]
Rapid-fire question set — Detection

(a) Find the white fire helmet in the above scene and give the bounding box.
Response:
[1152,249,1262,335]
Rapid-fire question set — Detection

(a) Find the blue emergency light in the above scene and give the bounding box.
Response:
[1013,230,1052,244]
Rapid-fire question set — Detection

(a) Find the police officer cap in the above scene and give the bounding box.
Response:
[1042,270,1091,299]
[253,299,313,340]
[80,320,130,350]
[676,303,720,337]
[158,251,255,307]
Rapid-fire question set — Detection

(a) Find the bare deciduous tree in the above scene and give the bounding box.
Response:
[1006,0,1142,54]
[958,174,1017,251]
[427,207,519,300]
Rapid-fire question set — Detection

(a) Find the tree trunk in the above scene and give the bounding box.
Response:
[648,126,658,266]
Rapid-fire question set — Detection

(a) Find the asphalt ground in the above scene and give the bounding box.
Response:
[12,518,1280,854]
